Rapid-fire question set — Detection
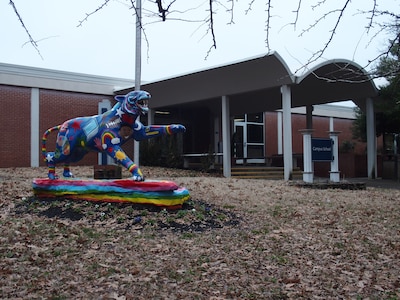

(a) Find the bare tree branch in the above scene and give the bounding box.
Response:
[226,0,235,25]
[77,0,111,27]
[155,0,166,21]
[245,0,257,13]
[128,0,151,64]
[264,0,272,52]
[366,0,378,33]
[357,8,400,73]
[155,0,177,21]
[7,0,400,82]
[295,0,351,73]
[290,0,302,31]
[21,35,60,48]
[310,62,378,83]
[311,0,328,11]
[367,31,400,69]
[205,0,217,59]
[8,0,43,59]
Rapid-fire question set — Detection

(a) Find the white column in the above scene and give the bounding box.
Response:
[366,98,377,179]
[300,129,314,183]
[222,95,231,177]
[30,88,40,167]
[281,85,293,180]
[277,111,283,155]
[134,0,142,167]
[329,131,341,182]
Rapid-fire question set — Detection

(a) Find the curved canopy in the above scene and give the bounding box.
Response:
[294,59,378,111]
[116,51,379,180]
[117,51,378,115]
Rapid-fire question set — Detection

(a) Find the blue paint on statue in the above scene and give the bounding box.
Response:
[41,91,185,181]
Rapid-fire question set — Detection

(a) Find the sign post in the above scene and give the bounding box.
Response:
[300,129,314,183]
[329,131,341,182]
[301,133,339,183]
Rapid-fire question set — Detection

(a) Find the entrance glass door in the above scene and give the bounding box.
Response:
[233,113,265,164]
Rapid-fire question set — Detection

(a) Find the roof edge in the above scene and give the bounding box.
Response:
[116,51,295,92]
[0,62,135,94]
[295,58,378,92]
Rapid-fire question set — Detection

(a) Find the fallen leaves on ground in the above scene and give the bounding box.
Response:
[0,166,399,299]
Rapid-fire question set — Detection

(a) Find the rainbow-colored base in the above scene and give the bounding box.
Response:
[32,178,190,209]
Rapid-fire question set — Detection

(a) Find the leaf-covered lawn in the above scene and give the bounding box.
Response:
[1,166,400,299]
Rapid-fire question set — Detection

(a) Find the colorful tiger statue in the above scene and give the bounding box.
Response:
[42,90,185,181]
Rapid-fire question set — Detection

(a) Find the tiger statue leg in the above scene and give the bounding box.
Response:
[42,121,86,179]
[42,126,61,179]
[41,91,186,181]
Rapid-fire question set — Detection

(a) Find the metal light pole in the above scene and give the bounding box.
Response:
[133,0,142,165]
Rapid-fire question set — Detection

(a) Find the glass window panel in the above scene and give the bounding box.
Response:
[247,124,263,143]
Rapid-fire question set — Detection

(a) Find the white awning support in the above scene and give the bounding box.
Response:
[300,129,314,183]
[366,97,377,179]
[222,95,231,177]
[281,85,293,180]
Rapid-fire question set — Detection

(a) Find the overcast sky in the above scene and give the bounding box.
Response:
[1,0,398,87]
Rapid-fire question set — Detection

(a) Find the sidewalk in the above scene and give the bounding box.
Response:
[309,177,400,190]
[348,178,400,190]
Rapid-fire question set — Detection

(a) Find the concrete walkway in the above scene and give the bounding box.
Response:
[348,178,400,190]
[308,177,400,190]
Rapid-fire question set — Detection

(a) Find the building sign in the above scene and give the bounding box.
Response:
[312,138,333,162]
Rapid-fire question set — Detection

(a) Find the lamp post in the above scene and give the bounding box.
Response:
[133,0,142,165]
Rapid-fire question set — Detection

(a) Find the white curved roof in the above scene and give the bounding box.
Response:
[118,52,378,114]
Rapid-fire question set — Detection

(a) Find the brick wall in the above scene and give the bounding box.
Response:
[1,83,379,178]
[39,89,115,167]
[265,112,278,156]
[0,85,31,167]
[264,111,375,177]
[0,85,115,168]
[265,112,367,156]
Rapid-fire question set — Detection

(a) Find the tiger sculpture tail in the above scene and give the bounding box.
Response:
[40,91,185,180]
[41,125,72,179]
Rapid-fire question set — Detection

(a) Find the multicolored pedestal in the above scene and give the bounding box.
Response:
[32,178,190,209]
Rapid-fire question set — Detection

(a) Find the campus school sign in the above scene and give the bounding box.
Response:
[312,138,333,162]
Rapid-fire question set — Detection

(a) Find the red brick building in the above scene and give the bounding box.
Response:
[0,63,134,168]
[1,54,380,179]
